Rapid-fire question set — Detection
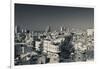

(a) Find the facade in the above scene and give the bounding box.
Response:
[87,29,94,36]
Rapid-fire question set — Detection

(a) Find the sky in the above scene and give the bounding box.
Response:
[15,3,94,32]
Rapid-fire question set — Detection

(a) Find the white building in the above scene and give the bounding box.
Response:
[43,40,60,53]
[87,29,94,36]
[35,41,41,51]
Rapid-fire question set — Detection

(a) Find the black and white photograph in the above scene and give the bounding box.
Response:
[14,3,94,65]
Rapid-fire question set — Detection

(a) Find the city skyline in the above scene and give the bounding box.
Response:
[14,4,94,65]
